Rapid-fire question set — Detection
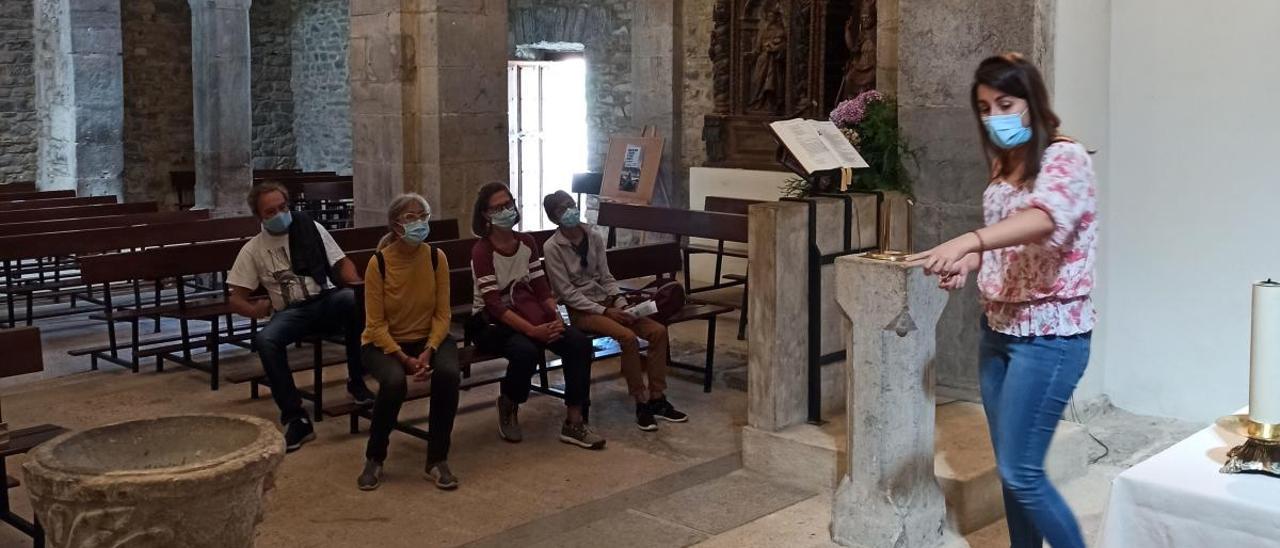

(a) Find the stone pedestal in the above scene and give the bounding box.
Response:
[831,256,966,548]
[33,0,124,196]
[349,1,508,228]
[189,0,254,216]
[23,414,284,548]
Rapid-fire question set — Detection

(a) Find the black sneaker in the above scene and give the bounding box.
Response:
[357,460,382,491]
[648,397,688,423]
[636,402,658,432]
[284,418,316,453]
[349,384,376,407]
[425,461,459,491]
[497,395,522,442]
[559,421,606,450]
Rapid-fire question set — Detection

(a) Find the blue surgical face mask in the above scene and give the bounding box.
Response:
[982,110,1032,149]
[262,210,292,234]
[489,207,518,229]
[401,220,430,246]
[559,207,581,228]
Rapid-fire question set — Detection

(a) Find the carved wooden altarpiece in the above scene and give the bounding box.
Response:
[704,0,876,171]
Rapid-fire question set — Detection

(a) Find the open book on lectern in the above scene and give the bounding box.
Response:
[769,119,870,175]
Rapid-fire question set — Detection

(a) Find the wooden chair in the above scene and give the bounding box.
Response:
[0,327,67,547]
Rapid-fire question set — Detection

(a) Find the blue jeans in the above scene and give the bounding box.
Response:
[979,320,1090,548]
[253,288,368,424]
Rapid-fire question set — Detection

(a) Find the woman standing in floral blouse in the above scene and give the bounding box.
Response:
[909,53,1097,548]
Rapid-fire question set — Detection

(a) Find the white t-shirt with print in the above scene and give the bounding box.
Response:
[227,223,346,311]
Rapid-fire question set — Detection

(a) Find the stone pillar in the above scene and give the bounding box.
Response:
[350,1,508,229]
[632,0,683,208]
[746,197,878,432]
[831,256,965,548]
[189,0,254,216]
[898,0,1056,398]
[33,0,124,196]
[746,201,810,432]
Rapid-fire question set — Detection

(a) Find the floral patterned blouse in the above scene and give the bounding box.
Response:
[978,141,1098,337]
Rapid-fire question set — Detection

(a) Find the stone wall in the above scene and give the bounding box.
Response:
[291,0,350,174]
[508,0,633,173]
[680,0,714,193]
[0,0,36,184]
[121,0,194,205]
[250,0,295,169]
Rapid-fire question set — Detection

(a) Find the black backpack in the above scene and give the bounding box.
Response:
[374,244,440,281]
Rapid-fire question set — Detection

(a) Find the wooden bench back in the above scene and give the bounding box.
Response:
[606,242,683,280]
[80,239,246,285]
[0,210,209,238]
[0,196,115,211]
[0,327,42,378]
[704,196,767,216]
[597,202,748,243]
[0,217,261,262]
[289,180,352,201]
[257,174,352,184]
[0,202,159,224]
[0,190,75,202]
[0,181,37,194]
[79,221,464,286]
[327,219,460,251]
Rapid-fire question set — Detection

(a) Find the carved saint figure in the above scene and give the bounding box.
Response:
[748,2,787,114]
[838,0,878,101]
[709,0,732,113]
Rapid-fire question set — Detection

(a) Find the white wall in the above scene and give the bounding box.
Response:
[687,167,790,284]
[1101,0,1280,421]
[1053,0,1112,401]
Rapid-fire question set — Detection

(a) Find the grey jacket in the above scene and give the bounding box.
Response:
[542,225,625,314]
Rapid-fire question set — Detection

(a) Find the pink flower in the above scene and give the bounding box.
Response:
[829,90,885,128]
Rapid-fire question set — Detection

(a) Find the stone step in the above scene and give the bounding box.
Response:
[742,401,1091,534]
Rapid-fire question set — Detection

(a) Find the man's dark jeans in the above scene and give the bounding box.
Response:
[253,288,368,425]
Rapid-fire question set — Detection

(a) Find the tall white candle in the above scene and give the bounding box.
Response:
[1250,280,1280,425]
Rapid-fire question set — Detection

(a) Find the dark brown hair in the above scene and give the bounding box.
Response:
[471,182,520,236]
[542,190,575,224]
[246,181,289,217]
[971,53,1061,186]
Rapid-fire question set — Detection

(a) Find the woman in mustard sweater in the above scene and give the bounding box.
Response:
[357,193,460,491]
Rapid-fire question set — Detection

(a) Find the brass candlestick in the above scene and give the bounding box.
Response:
[1217,414,1280,477]
[864,192,913,262]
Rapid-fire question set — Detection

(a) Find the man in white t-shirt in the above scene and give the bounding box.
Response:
[227,182,374,453]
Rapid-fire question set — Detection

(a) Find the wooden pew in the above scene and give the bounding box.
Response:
[0,326,67,546]
[0,196,115,211]
[702,196,765,339]
[0,210,208,238]
[0,202,158,224]
[73,219,462,389]
[0,182,36,194]
[288,181,354,230]
[596,200,748,292]
[0,190,75,202]
[1,217,262,328]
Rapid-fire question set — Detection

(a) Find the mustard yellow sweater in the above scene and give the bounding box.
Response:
[361,241,451,354]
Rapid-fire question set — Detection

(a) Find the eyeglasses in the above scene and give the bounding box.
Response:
[485,201,516,215]
[397,212,430,224]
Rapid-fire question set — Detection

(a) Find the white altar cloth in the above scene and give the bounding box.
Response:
[1098,412,1280,548]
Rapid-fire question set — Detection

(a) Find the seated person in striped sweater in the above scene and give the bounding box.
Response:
[467,182,604,451]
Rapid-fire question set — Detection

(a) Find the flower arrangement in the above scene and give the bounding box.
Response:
[782,90,915,198]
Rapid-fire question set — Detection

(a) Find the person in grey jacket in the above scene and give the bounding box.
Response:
[541,191,688,431]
